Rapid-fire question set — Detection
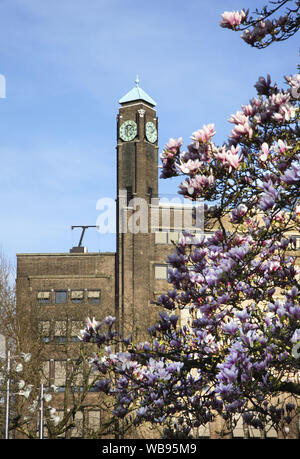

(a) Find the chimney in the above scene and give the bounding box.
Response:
[69,246,88,253]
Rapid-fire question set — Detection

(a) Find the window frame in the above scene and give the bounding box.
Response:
[87,290,101,305]
[55,290,67,304]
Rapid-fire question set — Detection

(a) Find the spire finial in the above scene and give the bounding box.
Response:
[135,75,140,87]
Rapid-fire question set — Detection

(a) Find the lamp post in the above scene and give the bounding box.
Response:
[5,350,11,439]
[39,384,44,439]
[4,350,32,439]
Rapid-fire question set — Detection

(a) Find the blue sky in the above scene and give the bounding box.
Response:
[0,0,298,262]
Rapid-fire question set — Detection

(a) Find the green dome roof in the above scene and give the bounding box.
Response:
[119,76,156,107]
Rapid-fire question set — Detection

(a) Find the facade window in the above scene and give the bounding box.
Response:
[154,231,184,245]
[72,411,83,438]
[87,290,101,304]
[71,337,80,342]
[294,235,300,249]
[54,336,67,343]
[71,290,84,304]
[154,265,168,280]
[54,360,67,387]
[88,411,101,430]
[37,291,50,304]
[38,321,50,343]
[155,231,167,244]
[41,361,50,385]
[54,321,67,343]
[70,336,81,342]
[71,321,84,342]
[148,187,153,203]
[154,231,215,245]
[55,290,67,304]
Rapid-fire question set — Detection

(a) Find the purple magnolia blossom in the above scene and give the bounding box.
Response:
[291,329,300,343]
[230,204,248,222]
[254,75,274,96]
[104,315,116,327]
[259,180,280,211]
[136,406,148,417]
[222,321,239,335]
[281,161,300,184]
[234,309,249,322]
[95,378,111,393]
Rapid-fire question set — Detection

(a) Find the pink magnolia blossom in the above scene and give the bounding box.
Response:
[270,92,290,106]
[179,174,215,198]
[242,104,256,116]
[285,74,300,99]
[191,124,216,144]
[230,121,253,140]
[228,110,254,140]
[164,137,183,156]
[178,159,202,175]
[228,110,249,125]
[268,92,296,122]
[273,104,297,122]
[220,10,247,29]
[215,145,242,171]
[277,139,290,153]
[259,142,270,162]
[250,97,264,109]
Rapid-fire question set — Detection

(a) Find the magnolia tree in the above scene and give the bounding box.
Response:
[80,3,300,439]
[220,0,300,48]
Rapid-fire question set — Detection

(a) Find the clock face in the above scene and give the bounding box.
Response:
[119,120,137,142]
[146,121,157,143]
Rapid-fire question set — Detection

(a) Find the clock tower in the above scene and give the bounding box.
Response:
[117,76,158,203]
[116,78,159,340]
